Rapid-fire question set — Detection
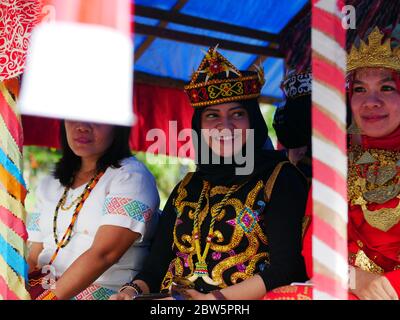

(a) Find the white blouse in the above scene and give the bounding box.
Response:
[27,156,160,292]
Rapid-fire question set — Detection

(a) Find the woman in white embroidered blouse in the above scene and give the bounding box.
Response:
[27,121,160,300]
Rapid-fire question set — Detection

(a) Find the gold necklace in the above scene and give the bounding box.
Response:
[187,181,239,286]
[60,193,83,211]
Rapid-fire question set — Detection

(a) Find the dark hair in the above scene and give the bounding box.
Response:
[54,121,132,186]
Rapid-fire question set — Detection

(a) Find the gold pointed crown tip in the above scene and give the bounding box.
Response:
[347,27,400,73]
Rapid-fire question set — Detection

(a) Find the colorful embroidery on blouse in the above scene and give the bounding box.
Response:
[72,284,115,300]
[27,212,40,232]
[103,197,152,223]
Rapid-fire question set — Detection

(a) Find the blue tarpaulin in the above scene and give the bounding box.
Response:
[133,0,308,102]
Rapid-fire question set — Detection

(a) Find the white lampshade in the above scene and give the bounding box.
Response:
[19,22,135,126]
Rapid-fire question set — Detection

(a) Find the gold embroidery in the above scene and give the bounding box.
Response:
[246,252,269,276]
[210,186,231,197]
[272,286,299,294]
[361,203,400,232]
[354,250,384,274]
[212,230,224,243]
[230,272,249,284]
[175,257,184,277]
[211,229,260,287]
[169,175,271,288]
[211,198,245,252]
[348,146,400,231]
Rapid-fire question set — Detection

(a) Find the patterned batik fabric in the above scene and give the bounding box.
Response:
[103,197,152,223]
[0,0,42,80]
[71,284,115,300]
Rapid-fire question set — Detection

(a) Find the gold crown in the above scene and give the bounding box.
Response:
[184,46,265,108]
[347,27,400,73]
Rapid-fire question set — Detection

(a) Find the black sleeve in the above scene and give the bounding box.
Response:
[259,163,309,291]
[133,185,178,293]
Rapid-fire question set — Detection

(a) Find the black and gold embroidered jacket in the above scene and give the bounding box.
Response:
[135,161,308,293]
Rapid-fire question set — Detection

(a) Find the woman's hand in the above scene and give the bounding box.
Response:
[351,268,398,300]
[109,287,137,300]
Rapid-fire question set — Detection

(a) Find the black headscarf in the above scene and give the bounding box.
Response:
[273,94,312,149]
[191,98,286,186]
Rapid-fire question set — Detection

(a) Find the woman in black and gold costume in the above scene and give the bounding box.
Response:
[110,47,308,300]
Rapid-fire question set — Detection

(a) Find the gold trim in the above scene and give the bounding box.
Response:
[184,75,259,90]
[354,250,384,274]
[191,93,261,108]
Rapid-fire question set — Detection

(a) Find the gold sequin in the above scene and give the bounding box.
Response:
[169,175,272,288]
[211,231,260,287]
[348,146,400,206]
[354,249,384,274]
[210,186,232,197]
[348,146,400,231]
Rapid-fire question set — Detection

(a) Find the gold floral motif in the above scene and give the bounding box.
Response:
[354,250,384,274]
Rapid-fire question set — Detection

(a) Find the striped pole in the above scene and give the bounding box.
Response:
[311,0,348,299]
[0,0,42,299]
[0,80,30,300]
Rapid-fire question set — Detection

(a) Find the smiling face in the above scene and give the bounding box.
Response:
[64,121,115,161]
[351,68,400,138]
[200,102,250,157]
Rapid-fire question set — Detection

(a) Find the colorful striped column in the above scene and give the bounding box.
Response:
[0,0,42,299]
[311,0,348,299]
[0,80,30,300]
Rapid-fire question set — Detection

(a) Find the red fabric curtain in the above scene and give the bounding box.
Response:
[22,83,194,157]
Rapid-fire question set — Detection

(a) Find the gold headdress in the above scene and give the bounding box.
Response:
[347,27,400,73]
[184,46,265,108]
